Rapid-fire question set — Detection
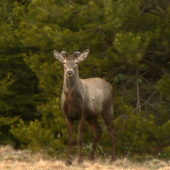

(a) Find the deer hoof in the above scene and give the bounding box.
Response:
[66,159,72,166]
[78,158,83,164]
[90,155,95,161]
[110,156,116,163]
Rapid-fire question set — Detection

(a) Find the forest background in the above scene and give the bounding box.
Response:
[1,0,170,159]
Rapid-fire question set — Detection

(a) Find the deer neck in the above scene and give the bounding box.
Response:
[63,71,82,98]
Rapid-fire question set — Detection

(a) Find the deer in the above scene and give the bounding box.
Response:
[54,49,116,165]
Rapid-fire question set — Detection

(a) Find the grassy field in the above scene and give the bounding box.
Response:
[0,145,170,170]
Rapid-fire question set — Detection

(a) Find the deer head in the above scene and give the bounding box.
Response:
[54,49,89,77]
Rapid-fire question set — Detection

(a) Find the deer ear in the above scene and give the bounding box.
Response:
[54,50,65,62]
[77,49,89,62]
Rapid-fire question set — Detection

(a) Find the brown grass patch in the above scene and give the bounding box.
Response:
[0,145,170,170]
[0,145,15,154]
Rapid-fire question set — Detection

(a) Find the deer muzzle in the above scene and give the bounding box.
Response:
[66,69,74,77]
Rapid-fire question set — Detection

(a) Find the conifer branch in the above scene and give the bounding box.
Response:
[140,59,162,72]
[99,30,113,46]
[2,0,11,23]
[141,0,167,18]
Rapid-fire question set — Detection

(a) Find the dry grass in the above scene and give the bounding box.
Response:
[0,145,170,170]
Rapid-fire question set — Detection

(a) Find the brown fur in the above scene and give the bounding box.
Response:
[54,49,116,165]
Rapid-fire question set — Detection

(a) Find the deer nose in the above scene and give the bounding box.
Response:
[66,69,74,77]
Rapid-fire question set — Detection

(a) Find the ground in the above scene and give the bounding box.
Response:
[0,145,170,170]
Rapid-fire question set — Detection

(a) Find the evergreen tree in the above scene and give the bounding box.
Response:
[0,0,41,146]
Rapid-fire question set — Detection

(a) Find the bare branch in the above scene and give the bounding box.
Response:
[133,90,158,112]
[141,0,168,19]
[68,0,74,6]
[136,66,141,114]
[155,5,166,14]
[167,0,170,5]
[140,59,162,71]
[149,9,164,17]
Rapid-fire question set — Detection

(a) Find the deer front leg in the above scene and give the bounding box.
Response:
[77,117,86,164]
[66,119,74,166]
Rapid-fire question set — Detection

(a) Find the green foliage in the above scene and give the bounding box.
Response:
[10,119,65,152]
[0,74,18,144]
[157,74,170,100]
[11,97,66,153]
[0,0,42,146]
[114,32,152,64]
[0,74,14,112]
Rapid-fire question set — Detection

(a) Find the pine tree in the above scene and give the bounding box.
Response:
[0,0,42,146]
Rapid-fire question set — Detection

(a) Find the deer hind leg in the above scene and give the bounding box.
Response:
[88,118,102,161]
[66,119,74,166]
[102,106,116,162]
